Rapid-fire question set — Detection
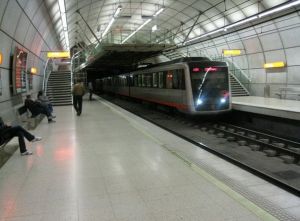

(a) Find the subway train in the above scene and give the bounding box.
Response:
[99,57,231,115]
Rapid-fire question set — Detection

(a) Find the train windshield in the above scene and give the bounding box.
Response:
[190,65,229,111]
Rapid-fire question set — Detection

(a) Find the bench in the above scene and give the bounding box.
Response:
[275,87,300,100]
[17,106,44,130]
[0,136,13,150]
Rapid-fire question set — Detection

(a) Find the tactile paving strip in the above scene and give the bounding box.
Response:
[181,150,298,221]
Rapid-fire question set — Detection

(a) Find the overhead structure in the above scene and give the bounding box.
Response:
[44,0,300,75]
[73,43,174,74]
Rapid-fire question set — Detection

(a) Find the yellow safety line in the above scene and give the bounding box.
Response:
[98,98,279,221]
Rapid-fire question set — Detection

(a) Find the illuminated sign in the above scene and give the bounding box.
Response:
[192,67,201,72]
[13,47,28,94]
[264,61,285,69]
[222,49,241,56]
[47,51,70,58]
[205,67,219,72]
[30,67,37,74]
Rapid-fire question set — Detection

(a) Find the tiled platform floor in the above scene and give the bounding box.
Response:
[0,96,299,221]
[232,96,300,120]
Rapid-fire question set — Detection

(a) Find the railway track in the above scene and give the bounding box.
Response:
[100,94,300,195]
[202,123,300,165]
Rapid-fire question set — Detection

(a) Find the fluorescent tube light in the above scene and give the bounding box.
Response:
[121,7,164,44]
[100,6,122,41]
[185,28,224,44]
[58,0,69,49]
[152,25,157,32]
[61,14,67,29]
[224,16,257,31]
[153,7,164,17]
[136,18,152,32]
[114,6,122,17]
[259,0,300,18]
[122,18,152,43]
[58,0,66,13]
[102,18,115,38]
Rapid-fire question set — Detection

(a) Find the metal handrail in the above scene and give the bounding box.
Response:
[211,55,251,82]
[42,58,53,95]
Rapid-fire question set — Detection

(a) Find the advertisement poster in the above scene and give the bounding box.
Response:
[0,70,2,96]
[13,47,27,94]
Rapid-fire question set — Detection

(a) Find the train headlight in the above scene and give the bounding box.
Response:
[196,99,203,105]
[220,98,226,104]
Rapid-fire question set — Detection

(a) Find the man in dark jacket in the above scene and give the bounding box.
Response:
[24,94,55,123]
[72,80,85,116]
[0,117,42,155]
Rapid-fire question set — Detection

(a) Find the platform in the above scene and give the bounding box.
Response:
[0,96,299,220]
[232,96,300,121]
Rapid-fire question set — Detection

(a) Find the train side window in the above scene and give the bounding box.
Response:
[146,73,152,87]
[153,73,158,88]
[173,70,179,89]
[166,70,173,89]
[134,75,138,86]
[158,72,165,88]
[144,74,147,87]
[178,69,185,89]
[138,75,142,87]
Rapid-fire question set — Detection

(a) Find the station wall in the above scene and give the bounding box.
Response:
[179,12,300,98]
[0,0,60,123]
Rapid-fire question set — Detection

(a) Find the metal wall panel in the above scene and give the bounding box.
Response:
[280,28,300,48]
[0,31,13,67]
[285,47,300,66]
[287,66,300,84]
[247,53,265,69]
[260,33,283,51]
[23,24,37,49]
[1,0,22,37]
[14,13,31,44]
[0,0,8,23]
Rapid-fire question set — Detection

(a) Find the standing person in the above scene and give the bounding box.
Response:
[88,81,93,101]
[0,117,42,156]
[72,80,85,116]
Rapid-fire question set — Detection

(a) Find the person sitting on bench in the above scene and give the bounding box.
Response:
[37,91,55,115]
[0,117,42,156]
[24,94,55,123]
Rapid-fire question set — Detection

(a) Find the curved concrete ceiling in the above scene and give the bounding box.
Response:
[45,0,288,50]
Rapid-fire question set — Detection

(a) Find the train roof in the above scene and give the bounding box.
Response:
[137,57,226,70]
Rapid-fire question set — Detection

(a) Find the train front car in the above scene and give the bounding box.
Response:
[187,61,231,114]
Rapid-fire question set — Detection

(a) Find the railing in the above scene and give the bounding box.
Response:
[210,55,251,92]
[42,59,54,95]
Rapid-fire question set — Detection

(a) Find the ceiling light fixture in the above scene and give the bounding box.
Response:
[58,0,69,50]
[121,7,164,44]
[259,0,300,18]
[152,25,158,32]
[223,16,258,31]
[100,5,122,42]
[184,1,300,44]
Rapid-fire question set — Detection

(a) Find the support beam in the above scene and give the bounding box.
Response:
[183,11,202,43]
[76,10,101,44]
[76,22,93,44]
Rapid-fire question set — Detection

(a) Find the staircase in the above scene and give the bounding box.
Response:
[46,71,72,106]
[230,73,250,97]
